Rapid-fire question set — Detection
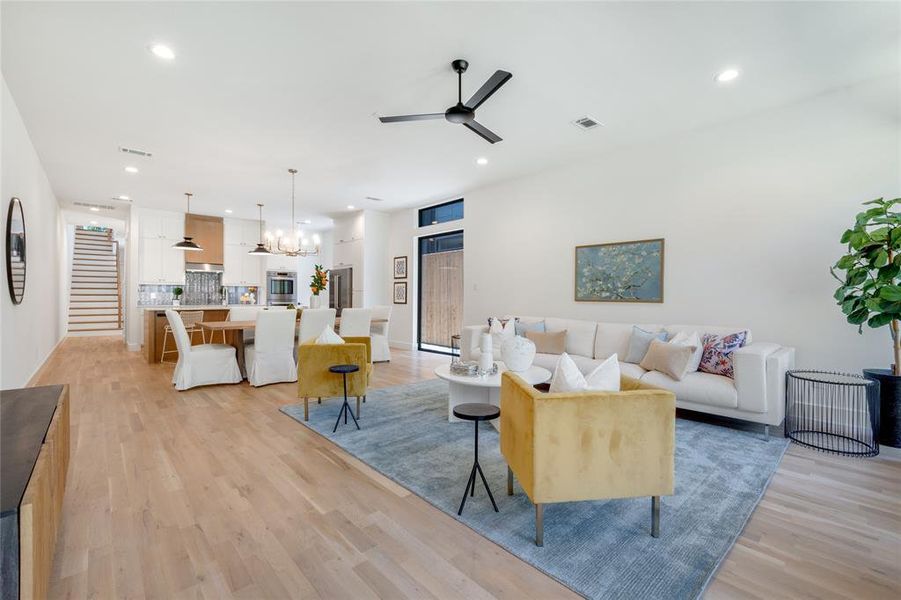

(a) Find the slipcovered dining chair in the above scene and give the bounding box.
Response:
[298,308,337,343]
[165,310,242,391]
[245,309,297,387]
[338,308,372,337]
[369,305,392,362]
[227,305,264,344]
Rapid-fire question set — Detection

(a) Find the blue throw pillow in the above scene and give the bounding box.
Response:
[515,320,546,337]
[624,326,667,364]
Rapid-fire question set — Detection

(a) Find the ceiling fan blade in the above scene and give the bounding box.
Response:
[463,120,502,144]
[379,113,444,123]
[464,70,512,110]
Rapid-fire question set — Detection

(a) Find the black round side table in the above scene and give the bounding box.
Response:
[453,403,500,516]
[785,370,880,457]
[329,364,360,433]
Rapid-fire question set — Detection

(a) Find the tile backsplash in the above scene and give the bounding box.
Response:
[138,272,261,306]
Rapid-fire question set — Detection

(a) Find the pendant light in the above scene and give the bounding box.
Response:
[172,192,203,251]
[248,203,273,255]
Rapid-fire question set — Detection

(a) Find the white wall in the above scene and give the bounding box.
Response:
[1,77,65,387]
[387,204,466,349]
[463,76,898,373]
[362,209,390,307]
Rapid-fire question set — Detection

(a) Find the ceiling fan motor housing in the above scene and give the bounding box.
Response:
[445,103,475,123]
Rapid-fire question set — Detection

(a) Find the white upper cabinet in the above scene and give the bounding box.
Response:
[138,210,185,284]
[223,217,265,285]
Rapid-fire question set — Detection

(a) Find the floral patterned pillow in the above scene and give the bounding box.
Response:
[698,331,748,378]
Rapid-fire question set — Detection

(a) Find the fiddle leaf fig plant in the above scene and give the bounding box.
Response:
[831,197,901,375]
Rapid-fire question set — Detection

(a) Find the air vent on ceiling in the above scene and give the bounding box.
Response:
[119,146,153,158]
[571,116,603,131]
[365,196,385,202]
[73,202,117,211]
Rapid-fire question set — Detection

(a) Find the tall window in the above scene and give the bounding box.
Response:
[418,230,464,353]
[418,199,463,227]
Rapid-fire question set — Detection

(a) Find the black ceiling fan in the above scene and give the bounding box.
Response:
[379,59,512,144]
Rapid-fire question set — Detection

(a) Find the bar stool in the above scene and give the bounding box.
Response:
[161,310,205,363]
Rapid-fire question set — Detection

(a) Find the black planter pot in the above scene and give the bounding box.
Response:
[863,368,901,448]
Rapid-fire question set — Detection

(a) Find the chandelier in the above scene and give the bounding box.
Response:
[264,168,321,257]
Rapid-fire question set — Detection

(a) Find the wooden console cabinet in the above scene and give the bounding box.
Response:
[0,385,70,600]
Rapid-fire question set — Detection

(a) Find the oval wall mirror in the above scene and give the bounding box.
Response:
[6,197,26,304]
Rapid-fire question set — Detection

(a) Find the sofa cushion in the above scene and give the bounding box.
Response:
[545,317,597,357]
[699,331,748,379]
[549,353,620,393]
[667,324,753,345]
[641,370,738,408]
[640,338,697,381]
[515,319,546,337]
[526,330,566,354]
[624,326,668,364]
[594,322,663,360]
[619,361,647,380]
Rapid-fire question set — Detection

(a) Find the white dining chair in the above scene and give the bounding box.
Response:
[370,305,392,362]
[338,308,372,338]
[166,310,242,391]
[298,308,337,343]
[161,310,205,363]
[245,309,297,387]
[228,305,263,344]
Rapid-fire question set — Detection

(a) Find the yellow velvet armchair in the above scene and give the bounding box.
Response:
[500,371,675,546]
[297,336,372,421]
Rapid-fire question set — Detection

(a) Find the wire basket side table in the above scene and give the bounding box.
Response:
[785,370,880,457]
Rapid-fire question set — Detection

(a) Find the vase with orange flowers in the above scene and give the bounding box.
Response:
[309,265,328,308]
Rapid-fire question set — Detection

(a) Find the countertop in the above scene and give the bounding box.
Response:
[142,305,263,312]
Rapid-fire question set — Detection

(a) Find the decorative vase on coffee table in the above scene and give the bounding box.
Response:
[479,333,494,375]
[502,336,537,372]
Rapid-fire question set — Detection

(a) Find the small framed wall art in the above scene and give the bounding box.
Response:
[574,238,664,303]
[393,281,407,304]
[393,255,408,279]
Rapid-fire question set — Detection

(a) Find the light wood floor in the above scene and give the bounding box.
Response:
[30,337,900,599]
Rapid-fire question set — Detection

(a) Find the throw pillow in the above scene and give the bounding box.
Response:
[549,353,586,393]
[488,317,515,351]
[585,353,621,392]
[315,327,344,345]
[550,352,621,393]
[641,339,697,381]
[668,330,703,373]
[624,326,667,364]
[515,319,546,337]
[698,331,748,378]
[525,330,567,354]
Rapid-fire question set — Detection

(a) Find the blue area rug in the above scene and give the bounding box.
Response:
[280,379,788,599]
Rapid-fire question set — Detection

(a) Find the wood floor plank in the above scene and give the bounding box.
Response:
[30,337,900,599]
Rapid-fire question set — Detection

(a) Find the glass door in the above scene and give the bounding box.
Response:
[418,230,463,354]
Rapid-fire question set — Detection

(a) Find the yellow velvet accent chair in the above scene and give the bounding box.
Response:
[500,371,676,546]
[297,336,372,421]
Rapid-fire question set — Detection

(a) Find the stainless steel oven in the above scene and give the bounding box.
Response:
[266,271,297,305]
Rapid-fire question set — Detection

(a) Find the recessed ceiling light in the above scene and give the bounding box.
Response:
[117,195,129,201]
[150,44,175,60]
[301,219,312,224]
[347,205,355,210]
[90,207,100,212]
[124,166,139,174]
[476,157,488,166]
[224,209,233,214]
[90,220,98,225]
[715,68,740,83]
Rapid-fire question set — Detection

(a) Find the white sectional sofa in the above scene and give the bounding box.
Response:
[461,316,795,428]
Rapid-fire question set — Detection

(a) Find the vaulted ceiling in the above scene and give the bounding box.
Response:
[2,1,897,228]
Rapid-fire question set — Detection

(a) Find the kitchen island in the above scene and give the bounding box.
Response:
[142,305,262,363]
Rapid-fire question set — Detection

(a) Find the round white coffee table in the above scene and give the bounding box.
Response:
[434,362,552,429]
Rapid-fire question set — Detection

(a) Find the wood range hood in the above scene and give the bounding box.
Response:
[184,213,224,271]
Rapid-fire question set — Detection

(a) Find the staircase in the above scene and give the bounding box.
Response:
[67,227,123,335]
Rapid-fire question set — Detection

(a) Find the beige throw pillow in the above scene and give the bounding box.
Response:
[525,330,567,354]
[640,338,697,381]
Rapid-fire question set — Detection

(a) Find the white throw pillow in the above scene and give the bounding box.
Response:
[584,353,621,392]
[549,353,621,393]
[315,327,345,345]
[668,331,703,372]
[488,317,515,351]
[549,353,585,393]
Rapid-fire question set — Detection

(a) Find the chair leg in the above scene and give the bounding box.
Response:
[356,396,361,418]
[160,329,176,364]
[651,496,661,538]
[201,328,207,344]
[763,425,770,442]
[304,398,309,421]
[535,503,544,547]
[507,466,514,495]
[363,395,366,403]
[318,397,321,404]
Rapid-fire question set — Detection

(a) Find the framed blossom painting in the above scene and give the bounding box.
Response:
[574,238,664,303]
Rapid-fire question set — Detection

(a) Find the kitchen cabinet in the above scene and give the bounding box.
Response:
[138,210,185,284]
[223,218,265,286]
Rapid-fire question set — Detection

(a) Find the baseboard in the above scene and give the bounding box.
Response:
[26,334,66,387]
[389,340,414,350]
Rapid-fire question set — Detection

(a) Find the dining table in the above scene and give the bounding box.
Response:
[198,316,387,378]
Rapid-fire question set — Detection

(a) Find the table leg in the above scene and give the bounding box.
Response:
[233,329,247,379]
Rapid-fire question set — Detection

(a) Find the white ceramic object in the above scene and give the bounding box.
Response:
[309,294,322,309]
[501,336,537,372]
[479,333,494,374]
